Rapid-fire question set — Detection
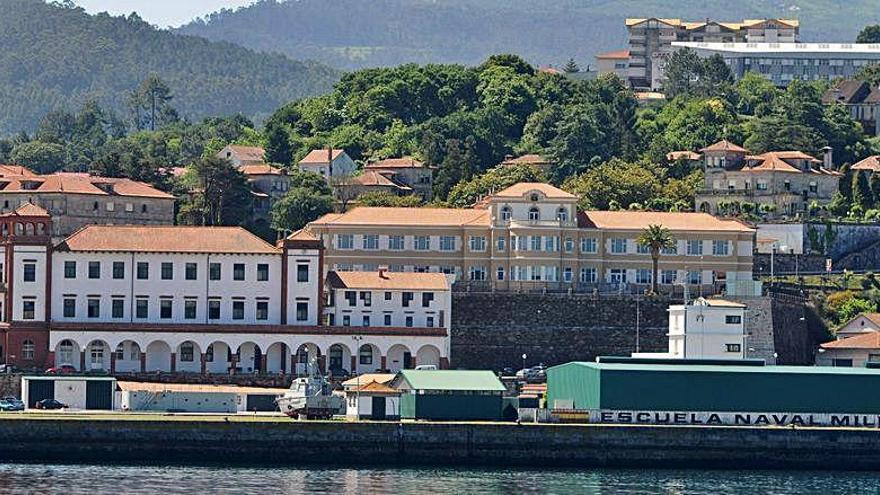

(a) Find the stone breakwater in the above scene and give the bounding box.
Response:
[3,418,880,470]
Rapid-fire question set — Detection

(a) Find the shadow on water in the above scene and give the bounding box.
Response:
[0,463,879,494]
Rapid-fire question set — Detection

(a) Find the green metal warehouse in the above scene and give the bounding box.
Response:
[547,361,880,415]
[393,370,507,421]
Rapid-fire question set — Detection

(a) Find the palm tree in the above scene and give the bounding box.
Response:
[637,224,675,294]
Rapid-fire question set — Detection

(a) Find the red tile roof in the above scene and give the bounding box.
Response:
[222,145,265,163]
[57,225,279,254]
[365,157,426,169]
[310,207,489,227]
[0,174,173,199]
[239,164,283,176]
[580,211,754,232]
[0,164,37,177]
[700,140,748,153]
[12,202,50,217]
[327,270,450,291]
[667,151,702,161]
[821,332,880,350]
[299,149,345,165]
[852,156,880,172]
[492,182,576,200]
[350,171,411,190]
[596,49,630,59]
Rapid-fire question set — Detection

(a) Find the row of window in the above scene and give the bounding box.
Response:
[499,205,570,222]
[56,297,293,321]
[55,261,282,282]
[470,266,713,285]
[1,199,152,214]
[335,313,436,328]
[342,290,434,308]
[337,234,458,251]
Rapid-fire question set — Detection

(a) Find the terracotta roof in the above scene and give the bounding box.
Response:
[626,18,682,27]
[501,154,552,166]
[341,373,395,389]
[0,174,174,199]
[742,152,838,175]
[365,157,426,169]
[350,171,411,190]
[0,164,36,177]
[352,380,400,395]
[492,182,576,200]
[239,164,283,176]
[299,149,345,165]
[309,207,489,227]
[700,140,749,153]
[12,202,49,217]
[852,156,880,172]
[327,270,450,291]
[743,154,804,173]
[57,225,279,254]
[287,229,318,242]
[752,151,820,163]
[596,49,630,59]
[821,332,880,350]
[840,313,880,330]
[580,211,754,232]
[666,151,702,161]
[822,80,880,105]
[117,381,287,395]
[221,145,265,163]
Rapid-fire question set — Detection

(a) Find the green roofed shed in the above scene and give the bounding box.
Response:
[394,370,506,421]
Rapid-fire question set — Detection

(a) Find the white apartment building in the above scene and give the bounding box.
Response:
[634,298,747,360]
[0,208,450,375]
[298,149,358,178]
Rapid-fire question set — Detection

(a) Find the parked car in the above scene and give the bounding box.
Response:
[0,397,24,411]
[516,364,547,383]
[34,399,67,410]
[0,364,18,373]
[45,365,76,374]
[414,365,437,371]
[499,367,516,377]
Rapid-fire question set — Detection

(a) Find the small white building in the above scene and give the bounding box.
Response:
[344,379,401,420]
[836,313,880,340]
[21,375,116,410]
[117,381,287,413]
[817,333,880,368]
[298,149,357,179]
[634,298,747,360]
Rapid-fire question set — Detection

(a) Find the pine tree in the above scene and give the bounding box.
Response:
[852,170,872,210]
[562,58,580,73]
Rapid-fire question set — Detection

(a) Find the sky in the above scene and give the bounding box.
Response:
[73,0,260,28]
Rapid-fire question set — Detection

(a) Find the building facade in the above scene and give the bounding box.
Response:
[307,182,757,295]
[694,140,841,218]
[364,157,433,201]
[672,42,880,88]
[626,18,799,89]
[0,215,449,375]
[822,81,880,137]
[298,149,357,179]
[595,49,630,80]
[666,298,746,359]
[818,333,880,368]
[0,168,174,238]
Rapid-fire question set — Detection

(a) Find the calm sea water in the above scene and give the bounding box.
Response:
[0,464,878,494]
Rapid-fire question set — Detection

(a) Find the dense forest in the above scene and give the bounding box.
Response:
[178,0,880,70]
[0,0,338,134]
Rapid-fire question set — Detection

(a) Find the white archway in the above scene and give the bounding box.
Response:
[294,343,321,376]
[176,341,201,373]
[85,340,110,372]
[236,342,262,373]
[327,343,352,374]
[386,344,412,372]
[114,340,141,373]
[55,339,80,369]
[145,341,172,372]
[416,345,442,368]
[266,342,287,374]
[356,343,381,374]
[205,341,231,374]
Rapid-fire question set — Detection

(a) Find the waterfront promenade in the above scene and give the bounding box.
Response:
[2,414,880,470]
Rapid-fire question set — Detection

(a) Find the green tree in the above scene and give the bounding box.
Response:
[663,48,703,98]
[287,169,333,196]
[853,170,873,211]
[446,163,546,207]
[178,156,252,226]
[562,158,661,210]
[545,103,608,182]
[271,187,334,233]
[562,58,580,73]
[855,64,880,87]
[637,224,675,294]
[357,191,423,207]
[132,75,179,131]
[9,141,66,174]
[857,25,880,44]
[731,72,779,116]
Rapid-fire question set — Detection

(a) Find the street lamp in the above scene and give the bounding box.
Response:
[522,353,527,374]
[351,335,363,421]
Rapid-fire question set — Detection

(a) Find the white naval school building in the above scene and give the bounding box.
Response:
[0,204,450,374]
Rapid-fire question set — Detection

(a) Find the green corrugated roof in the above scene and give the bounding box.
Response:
[398,370,506,391]
[554,362,880,375]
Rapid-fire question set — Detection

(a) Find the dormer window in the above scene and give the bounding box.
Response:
[528,207,540,221]
[530,193,539,202]
[501,206,512,221]
[556,207,568,222]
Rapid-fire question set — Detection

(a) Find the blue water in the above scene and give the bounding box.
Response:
[0,464,878,494]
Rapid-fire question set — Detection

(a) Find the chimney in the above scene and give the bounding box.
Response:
[378,266,389,279]
[822,146,833,169]
[327,147,333,176]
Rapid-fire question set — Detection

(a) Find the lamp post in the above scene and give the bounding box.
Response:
[522,353,527,375]
[351,335,363,421]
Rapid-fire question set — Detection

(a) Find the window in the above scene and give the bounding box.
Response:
[564,238,574,252]
[635,269,652,284]
[257,263,269,281]
[384,314,392,326]
[469,236,486,251]
[232,301,245,320]
[581,238,597,254]
[359,345,373,365]
[405,316,414,327]
[180,343,194,362]
[809,181,818,193]
[256,301,269,320]
[342,315,351,327]
[136,299,148,319]
[87,261,100,279]
[563,267,573,282]
[783,180,791,191]
[833,359,853,367]
[141,204,148,214]
[501,206,512,221]
[112,299,124,318]
[712,240,729,256]
[160,299,172,319]
[469,266,486,281]
[362,315,370,327]
[125,202,134,212]
[384,291,392,301]
[414,236,430,250]
[112,261,124,280]
[496,237,506,252]
[209,263,221,281]
[338,234,354,249]
[402,292,414,307]
[185,300,197,320]
[23,263,36,282]
[360,291,372,307]
[440,236,456,251]
[363,235,379,250]
[544,236,557,252]
[87,298,100,318]
[609,269,627,284]
[725,315,743,324]
[580,267,597,284]
[661,270,677,285]
[106,202,114,211]
[497,267,505,281]
[63,298,75,318]
[208,300,221,320]
[687,271,702,285]
[611,238,627,254]
[528,207,540,221]
[388,235,404,250]
[135,262,149,280]
[530,236,541,251]
[161,262,173,280]
[296,264,309,282]
[662,245,677,255]
[185,263,198,280]
[556,207,568,222]
[64,261,76,279]
[636,243,650,254]
[756,181,768,191]
[345,291,357,307]
[725,343,742,353]
[21,340,34,360]
[233,264,245,281]
[22,300,35,320]
[686,240,704,256]
[422,292,434,307]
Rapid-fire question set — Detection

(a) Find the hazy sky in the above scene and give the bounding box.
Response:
[73,0,259,28]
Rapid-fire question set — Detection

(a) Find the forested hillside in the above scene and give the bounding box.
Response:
[178,0,880,70]
[0,0,338,134]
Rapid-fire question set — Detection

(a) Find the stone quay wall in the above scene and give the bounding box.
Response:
[3,418,880,470]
